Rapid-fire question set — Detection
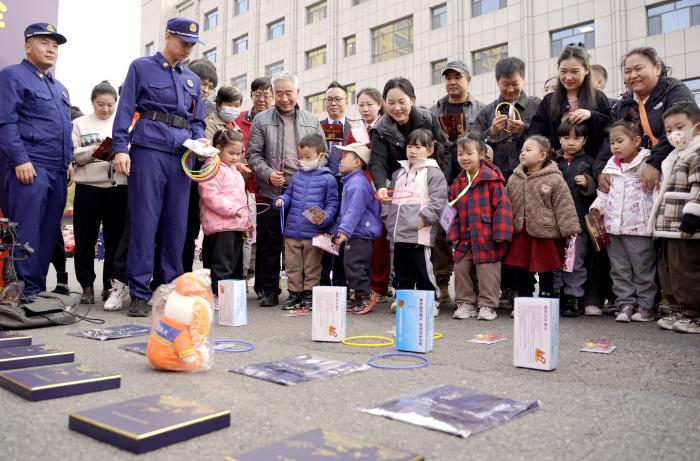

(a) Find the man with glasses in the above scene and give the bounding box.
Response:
[319,81,354,289]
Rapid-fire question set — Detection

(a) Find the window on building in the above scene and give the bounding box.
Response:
[431,5,447,30]
[268,18,285,40]
[307,1,327,24]
[648,0,700,35]
[685,78,700,105]
[551,22,595,58]
[371,17,414,64]
[231,74,247,92]
[235,0,248,15]
[306,93,325,114]
[233,35,248,55]
[472,0,507,17]
[472,44,508,76]
[346,84,356,104]
[344,35,356,57]
[146,42,154,56]
[354,0,370,4]
[204,48,217,63]
[204,9,218,31]
[306,46,327,69]
[265,61,284,77]
[431,59,447,85]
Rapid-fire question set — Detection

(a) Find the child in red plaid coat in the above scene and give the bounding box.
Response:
[447,133,513,321]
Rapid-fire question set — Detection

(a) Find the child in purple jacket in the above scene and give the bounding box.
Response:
[333,143,382,314]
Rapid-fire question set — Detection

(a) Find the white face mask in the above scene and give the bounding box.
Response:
[668,124,698,151]
[300,155,323,172]
[219,106,240,122]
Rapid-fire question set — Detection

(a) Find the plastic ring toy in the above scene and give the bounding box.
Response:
[182,149,220,182]
[434,333,443,339]
[211,340,255,352]
[494,102,522,133]
[342,336,395,347]
[367,353,429,369]
[236,203,271,217]
[373,190,415,200]
[276,158,301,189]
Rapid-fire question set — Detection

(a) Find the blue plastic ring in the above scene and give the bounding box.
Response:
[211,340,255,352]
[367,353,429,369]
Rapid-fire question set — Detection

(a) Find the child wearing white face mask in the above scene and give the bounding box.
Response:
[274,133,339,310]
[649,103,700,333]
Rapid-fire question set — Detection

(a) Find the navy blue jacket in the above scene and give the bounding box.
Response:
[594,77,695,174]
[332,170,382,240]
[0,59,73,171]
[112,52,206,155]
[555,150,597,219]
[275,167,339,240]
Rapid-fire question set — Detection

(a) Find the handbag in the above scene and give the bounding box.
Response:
[0,292,79,329]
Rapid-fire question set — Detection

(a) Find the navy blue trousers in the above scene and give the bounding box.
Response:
[126,146,190,300]
[6,166,67,297]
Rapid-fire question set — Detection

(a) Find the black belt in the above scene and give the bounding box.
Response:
[140,111,190,129]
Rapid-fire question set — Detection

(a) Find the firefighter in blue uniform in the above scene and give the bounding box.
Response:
[112,18,208,316]
[0,23,74,301]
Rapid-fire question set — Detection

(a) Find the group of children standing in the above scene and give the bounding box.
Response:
[197,102,700,333]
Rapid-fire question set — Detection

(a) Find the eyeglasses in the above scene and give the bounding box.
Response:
[325,97,347,104]
[202,84,216,92]
[252,92,273,100]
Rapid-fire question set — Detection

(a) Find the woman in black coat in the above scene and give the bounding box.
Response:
[594,47,695,193]
[530,44,611,160]
[369,77,450,200]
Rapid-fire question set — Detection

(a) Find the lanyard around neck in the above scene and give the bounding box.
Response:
[449,170,479,206]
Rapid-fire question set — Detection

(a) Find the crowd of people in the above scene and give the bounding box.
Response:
[2,19,699,334]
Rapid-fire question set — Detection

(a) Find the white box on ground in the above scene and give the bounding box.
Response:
[395,290,434,353]
[311,286,346,342]
[218,280,247,327]
[513,297,559,371]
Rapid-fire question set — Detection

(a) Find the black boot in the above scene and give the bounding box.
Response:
[260,291,279,307]
[562,294,579,317]
[282,291,303,310]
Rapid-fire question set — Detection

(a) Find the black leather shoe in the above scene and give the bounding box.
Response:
[260,291,279,307]
[127,297,150,317]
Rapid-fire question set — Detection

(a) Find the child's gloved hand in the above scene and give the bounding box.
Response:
[275,199,284,208]
[337,232,349,244]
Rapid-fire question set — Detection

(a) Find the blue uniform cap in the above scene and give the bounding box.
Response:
[166,18,205,45]
[24,23,67,45]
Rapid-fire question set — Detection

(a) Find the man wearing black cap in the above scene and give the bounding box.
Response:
[112,18,209,316]
[429,60,484,305]
[0,23,74,301]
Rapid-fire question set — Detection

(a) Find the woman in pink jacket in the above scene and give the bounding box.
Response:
[199,129,250,301]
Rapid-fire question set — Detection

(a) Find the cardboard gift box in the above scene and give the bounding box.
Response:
[69,394,231,454]
[0,363,120,401]
[218,280,247,327]
[513,298,559,371]
[312,286,346,342]
[395,290,434,353]
[0,331,31,348]
[225,428,424,460]
[0,344,74,371]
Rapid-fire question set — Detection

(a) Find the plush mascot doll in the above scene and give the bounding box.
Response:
[147,273,213,371]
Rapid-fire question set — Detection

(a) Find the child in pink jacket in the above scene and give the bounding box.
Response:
[199,129,250,300]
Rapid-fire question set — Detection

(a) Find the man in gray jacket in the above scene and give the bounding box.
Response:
[247,71,326,307]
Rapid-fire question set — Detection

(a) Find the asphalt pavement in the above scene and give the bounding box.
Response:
[1,260,699,461]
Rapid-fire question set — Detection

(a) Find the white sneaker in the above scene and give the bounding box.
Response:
[434,301,440,317]
[374,292,388,303]
[453,303,478,319]
[584,306,603,316]
[104,280,130,311]
[391,301,397,313]
[477,306,497,320]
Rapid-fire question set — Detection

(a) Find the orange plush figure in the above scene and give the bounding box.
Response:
[147,273,213,371]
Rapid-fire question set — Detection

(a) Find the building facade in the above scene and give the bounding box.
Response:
[140,0,700,119]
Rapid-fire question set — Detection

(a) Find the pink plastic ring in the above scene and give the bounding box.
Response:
[236,203,271,217]
[276,158,301,171]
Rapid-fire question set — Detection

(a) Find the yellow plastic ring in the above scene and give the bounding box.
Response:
[342,336,395,347]
[494,102,522,133]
